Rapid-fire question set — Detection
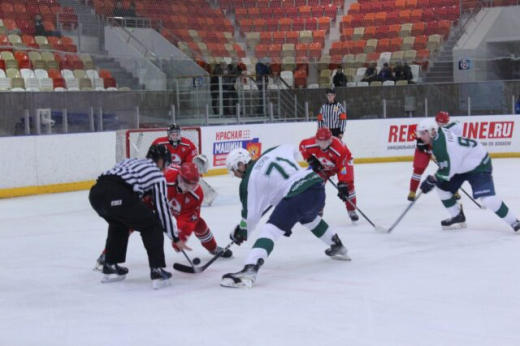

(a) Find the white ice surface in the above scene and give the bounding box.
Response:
[1,160,520,346]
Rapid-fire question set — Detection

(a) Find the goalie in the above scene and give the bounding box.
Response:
[152,124,216,205]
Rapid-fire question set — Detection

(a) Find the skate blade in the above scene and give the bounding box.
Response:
[442,222,467,230]
[330,255,352,261]
[152,278,171,290]
[101,274,126,283]
[93,264,103,272]
[220,277,253,289]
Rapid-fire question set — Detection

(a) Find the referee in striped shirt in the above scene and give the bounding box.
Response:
[89,144,190,283]
[317,88,347,139]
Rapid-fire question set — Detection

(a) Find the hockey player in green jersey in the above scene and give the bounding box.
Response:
[220,145,351,289]
[417,118,520,232]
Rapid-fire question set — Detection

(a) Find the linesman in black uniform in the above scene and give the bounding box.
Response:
[89,144,190,289]
[317,88,347,139]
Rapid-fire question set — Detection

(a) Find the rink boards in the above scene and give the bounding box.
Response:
[1,115,519,198]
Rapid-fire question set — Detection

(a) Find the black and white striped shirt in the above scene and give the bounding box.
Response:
[317,102,347,133]
[102,158,178,241]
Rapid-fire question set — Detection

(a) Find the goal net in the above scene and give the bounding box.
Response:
[125,127,202,159]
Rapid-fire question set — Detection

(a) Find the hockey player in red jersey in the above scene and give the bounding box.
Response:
[153,124,218,206]
[299,127,359,221]
[152,124,199,166]
[407,111,460,201]
[166,163,232,258]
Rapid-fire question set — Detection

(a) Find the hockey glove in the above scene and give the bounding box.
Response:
[420,175,437,194]
[337,182,349,202]
[230,224,247,245]
[307,155,323,172]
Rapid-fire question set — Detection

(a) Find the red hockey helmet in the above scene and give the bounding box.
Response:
[435,111,450,126]
[316,127,333,150]
[178,162,200,192]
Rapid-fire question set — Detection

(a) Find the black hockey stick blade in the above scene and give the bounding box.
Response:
[173,241,235,274]
[384,191,423,233]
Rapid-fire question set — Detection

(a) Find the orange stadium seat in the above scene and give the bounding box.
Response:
[318,17,330,33]
[260,32,272,45]
[412,22,426,36]
[286,31,299,44]
[313,30,326,45]
[364,26,376,39]
[269,44,282,57]
[273,31,286,44]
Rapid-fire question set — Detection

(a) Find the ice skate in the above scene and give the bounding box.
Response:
[101,263,128,283]
[325,234,351,261]
[407,191,416,201]
[210,246,233,258]
[512,220,520,233]
[348,210,359,222]
[93,252,105,272]
[151,268,172,290]
[220,259,264,289]
[441,205,467,230]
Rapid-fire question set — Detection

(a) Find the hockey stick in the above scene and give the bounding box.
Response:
[384,191,423,233]
[179,249,201,273]
[327,178,386,232]
[459,187,486,209]
[431,158,484,209]
[174,241,235,274]
[173,205,274,274]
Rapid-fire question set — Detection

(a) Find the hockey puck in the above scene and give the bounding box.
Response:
[193,257,201,265]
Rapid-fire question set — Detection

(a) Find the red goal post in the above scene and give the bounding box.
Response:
[125,127,202,159]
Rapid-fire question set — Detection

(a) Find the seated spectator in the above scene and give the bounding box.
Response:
[403,62,413,83]
[35,14,47,36]
[361,63,378,83]
[393,61,405,81]
[333,68,347,87]
[112,1,127,17]
[377,63,393,82]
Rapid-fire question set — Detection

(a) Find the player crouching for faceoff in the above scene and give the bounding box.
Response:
[408,111,463,201]
[417,119,520,232]
[220,145,351,289]
[166,163,232,258]
[299,127,358,221]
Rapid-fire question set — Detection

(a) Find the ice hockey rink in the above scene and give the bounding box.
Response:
[1,159,520,346]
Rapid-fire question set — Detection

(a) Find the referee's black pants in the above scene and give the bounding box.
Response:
[330,128,342,138]
[89,176,166,268]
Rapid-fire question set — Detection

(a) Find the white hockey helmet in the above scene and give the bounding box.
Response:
[417,118,439,137]
[226,148,252,173]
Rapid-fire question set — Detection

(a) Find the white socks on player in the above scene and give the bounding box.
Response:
[301,216,335,246]
[481,195,518,225]
[245,223,284,266]
[436,189,461,217]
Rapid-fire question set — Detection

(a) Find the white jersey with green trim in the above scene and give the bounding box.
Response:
[442,121,463,136]
[433,127,491,181]
[239,144,323,232]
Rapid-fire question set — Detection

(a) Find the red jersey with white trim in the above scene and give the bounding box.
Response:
[299,136,354,183]
[151,136,198,166]
[164,166,204,233]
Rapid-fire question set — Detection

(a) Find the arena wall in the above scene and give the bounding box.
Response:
[1,115,519,198]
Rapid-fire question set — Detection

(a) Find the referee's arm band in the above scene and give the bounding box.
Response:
[317,114,323,121]
[339,113,347,120]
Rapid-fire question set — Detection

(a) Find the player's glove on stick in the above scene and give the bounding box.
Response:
[230,225,247,245]
[420,175,437,194]
[307,155,323,172]
[337,182,349,201]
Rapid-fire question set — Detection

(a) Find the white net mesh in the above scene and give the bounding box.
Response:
[126,127,201,158]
